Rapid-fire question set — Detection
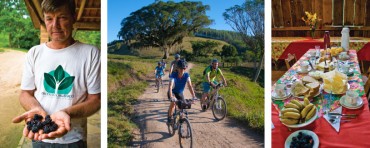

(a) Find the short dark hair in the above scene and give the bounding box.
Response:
[41,0,76,16]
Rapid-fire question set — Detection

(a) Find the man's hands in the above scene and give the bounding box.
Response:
[40,111,71,140]
[12,109,70,141]
[12,107,47,140]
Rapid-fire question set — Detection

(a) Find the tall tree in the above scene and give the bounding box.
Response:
[118,1,212,59]
[223,0,264,82]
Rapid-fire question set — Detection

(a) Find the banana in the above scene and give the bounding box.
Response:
[280,108,300,114]
[305,106,317,121]
[291,100,304,110]
[304,97,310,107]
[281,118,299,125]
[284,103,300,110]
[283,112,301,119]
[301,104,314,118]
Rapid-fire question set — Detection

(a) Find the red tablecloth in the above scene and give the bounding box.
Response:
[278,38,370,61]
[272,101,370,148]
[272,49,370,147]
[357,43,370,61]
[279,39,324,60]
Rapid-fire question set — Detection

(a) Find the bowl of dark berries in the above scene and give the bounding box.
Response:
[27,114,58,134]
[284,130,319,148]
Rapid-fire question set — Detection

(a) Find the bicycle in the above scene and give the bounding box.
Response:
[155,74,163,93]
[167,99,193,148]
[203,83,227,121]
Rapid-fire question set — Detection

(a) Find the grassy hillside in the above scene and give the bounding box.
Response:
[108,36,230,55]
[190,63,264,131]
[108,54,157,147]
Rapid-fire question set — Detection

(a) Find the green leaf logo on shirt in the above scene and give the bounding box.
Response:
[44,65,75,94]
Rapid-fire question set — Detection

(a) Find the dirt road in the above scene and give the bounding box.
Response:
[0,49,100,147]
[131,63,264,148]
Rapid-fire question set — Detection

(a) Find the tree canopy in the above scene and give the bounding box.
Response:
[118,1,212,59]
[224,0,264,82]
[0,0,39,49]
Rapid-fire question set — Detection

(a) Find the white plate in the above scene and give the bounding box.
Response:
[272,91,291,100]
[280,106,318,128]
[284,130,319,148]
[297,67,312,74]
[339,96,364,109]
[323,83,350,94]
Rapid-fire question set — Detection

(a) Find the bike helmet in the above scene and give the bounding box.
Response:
[158,62,161,65]
[177,59,187,69]
[212,59,218,63]
[175,54,180,59]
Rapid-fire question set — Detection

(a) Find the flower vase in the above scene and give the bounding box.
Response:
[310,29,316,39]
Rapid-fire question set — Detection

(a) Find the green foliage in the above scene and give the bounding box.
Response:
[118,1,212,58]
[190,63,264,132]
[221,44,237,57]
[74,31,101,49]
[191,40,220,56]
[0,0,39,49]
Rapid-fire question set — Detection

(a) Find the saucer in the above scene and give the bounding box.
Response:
[272,91,291,100]
[297,67,312,74]
[338,68,354,76]
[339,96,363,109]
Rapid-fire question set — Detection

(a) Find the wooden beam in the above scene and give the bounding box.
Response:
[77,7,100,10]
[74,22,100,30]
[77,0,87,21]
[32,0,43,19]
[81,16,101,19]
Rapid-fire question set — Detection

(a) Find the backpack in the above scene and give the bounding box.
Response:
[203,65,219,76]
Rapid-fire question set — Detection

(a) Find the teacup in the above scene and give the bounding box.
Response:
[309,50,316,57]
[300,61,309,72]
[342,63,350,74]
[345,90,359,106]
[275,84,287,97]
[339,52,348,60]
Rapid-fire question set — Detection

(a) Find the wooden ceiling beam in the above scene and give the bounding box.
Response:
[74,22,100,30]
[77,0,87,21]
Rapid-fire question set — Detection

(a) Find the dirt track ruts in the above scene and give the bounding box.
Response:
[131,63,264,148]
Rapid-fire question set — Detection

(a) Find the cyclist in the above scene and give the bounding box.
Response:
[161,59,167,70]
[169,54,181,76]
[155,62,165,87]
[201,59,227,110]
[167,59,196,124]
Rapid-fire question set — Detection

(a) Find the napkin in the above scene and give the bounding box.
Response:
[323,106,342,132]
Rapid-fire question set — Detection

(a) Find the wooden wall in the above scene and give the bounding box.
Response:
[272,0,370,37]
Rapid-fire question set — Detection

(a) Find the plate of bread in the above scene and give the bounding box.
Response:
[291,76,321,98]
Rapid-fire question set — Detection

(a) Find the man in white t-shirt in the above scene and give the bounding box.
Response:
[12,0,100,147]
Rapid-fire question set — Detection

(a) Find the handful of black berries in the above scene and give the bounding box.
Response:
[26,114,58,134]
[290,132,314,148]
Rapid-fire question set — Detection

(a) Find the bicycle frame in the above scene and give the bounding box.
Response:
[207,84,223,105]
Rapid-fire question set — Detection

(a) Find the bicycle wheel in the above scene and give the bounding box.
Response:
[178,118,193,148]
[212,97,227,121]
[156,79,160,93]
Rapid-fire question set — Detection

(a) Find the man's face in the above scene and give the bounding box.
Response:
[212,62,218,69]
[44,5,75,42]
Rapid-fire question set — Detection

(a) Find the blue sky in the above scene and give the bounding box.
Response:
[108,0,245,42]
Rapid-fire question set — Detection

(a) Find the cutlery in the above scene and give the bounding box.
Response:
[328,112,357,117]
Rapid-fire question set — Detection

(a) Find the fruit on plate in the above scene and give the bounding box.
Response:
[280,99,317,125]
[290,132,315,148]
